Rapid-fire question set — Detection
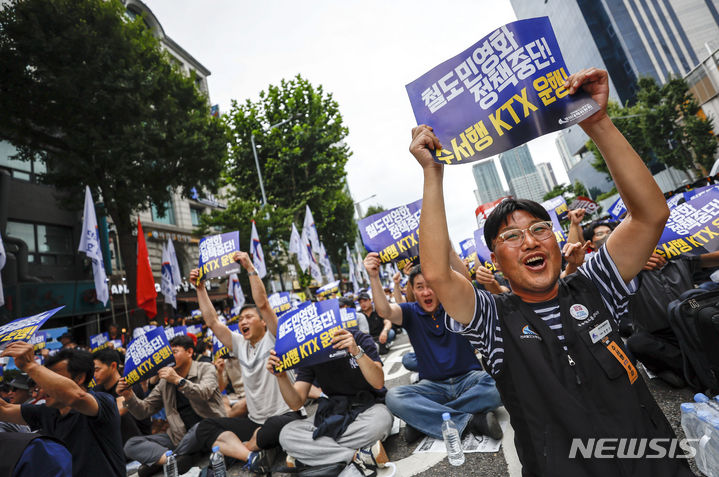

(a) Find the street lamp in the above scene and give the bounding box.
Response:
[250,116,298,207]
[353,194,377,219]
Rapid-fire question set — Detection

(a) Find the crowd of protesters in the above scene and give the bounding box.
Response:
[0,67,711,477]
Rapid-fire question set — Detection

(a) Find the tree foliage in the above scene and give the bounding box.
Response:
[0,0,228,325]
[364,205,385,218]
[542,181,588,202]
[588,77,717,176]
[201,75,357,281]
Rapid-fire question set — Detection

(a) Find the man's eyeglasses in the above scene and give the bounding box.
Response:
[495,221,555,248]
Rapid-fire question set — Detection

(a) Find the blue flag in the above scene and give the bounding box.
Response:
[358,199,422,269]
[274,299,346,372]
[0,306,64,352]
[123,327,175,385]
[198,231,241,281]
[406,17,599,165]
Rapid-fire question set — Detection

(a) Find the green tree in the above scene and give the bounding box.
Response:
[0,0,228,326]
[588,78,716,176]
[202,75,357,282]
[364,205,385,218]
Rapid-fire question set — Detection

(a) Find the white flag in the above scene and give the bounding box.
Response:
[319,242,334,282]
[0,233,5,308]
[228,273,245,315]
[78,186,109,305]
[289,223,301,257]
[303,205,320,251]
[357,251,369,284]
[250,221,267,279]
[166,238,182,287]
[297,227,310,272]
[161,243,177,309]
[346,245,358,294]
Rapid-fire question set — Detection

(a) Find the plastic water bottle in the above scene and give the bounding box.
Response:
[441,412,465,466]
[696,410,714,475]
[704,416,719,477]
[681,403,700,439]
[163,451,178,477]
[695,393,719,415]
[210,445,227,477]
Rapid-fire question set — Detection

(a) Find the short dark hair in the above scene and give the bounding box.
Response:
[408,264,423,287]
[484,198,551,251]
[239,304,262,320]
[93,348,122,367]
[583,220,617,242]
[169,334,195,351]
[45,348,95,387]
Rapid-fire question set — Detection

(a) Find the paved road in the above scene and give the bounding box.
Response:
[135,331,699,476]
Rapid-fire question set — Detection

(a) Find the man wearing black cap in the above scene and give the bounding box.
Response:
[0,374,33,433]
[338,296,370,335]
[357,292,395,354]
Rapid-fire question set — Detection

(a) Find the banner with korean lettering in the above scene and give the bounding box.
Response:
[340,307,360,329]
[269,292,293,317]
[358,199,422,269]
[608,196,626,220]
[541,195,568,221]
[0,306,64,352]
[164,326,187,341]
[655,188,719,259]
[29,331,47,352]
[90,332,110,351]
[406,17,598,165]
[475,197,508,228]
[123,327,175,385]
[459,238,478,274]
[212,334,230,361]
[315,280,340,298]
[473,228,497,272]
[197,231,241,281]
[568,196,599,215]
[274,299,346,372]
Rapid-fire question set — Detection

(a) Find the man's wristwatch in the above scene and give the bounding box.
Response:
[248,270,258,276]
[177,378,188,388]
[351,346,365,361]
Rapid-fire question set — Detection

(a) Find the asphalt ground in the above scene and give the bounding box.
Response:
[133,331,701,477]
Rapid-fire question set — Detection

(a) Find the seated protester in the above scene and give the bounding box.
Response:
[195,339,213,363]
[272,328,393,476]
[357,292,395,354]
[410,68,693,476]
[92,348,151,445]
[193,252,304,473]
[0,374,34,433]
[0,382,11,403]
[0,343,124,477]
[364,255,503,443]
[214,356,248,418]
[0,432,72,477]
[339,296,371,335]
[117,335,226,477]
[626,250,719,387]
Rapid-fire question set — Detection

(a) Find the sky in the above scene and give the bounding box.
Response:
[143,0,569,248]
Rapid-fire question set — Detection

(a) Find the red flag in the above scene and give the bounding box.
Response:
[136,218,157,319]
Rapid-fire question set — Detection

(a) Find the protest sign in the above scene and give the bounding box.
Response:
[541,195,568,221]
[475,197,507,228]
[655,188,719,259]
[164,326,187,341]
[90,332,110,351]
[547,208,567,248]
[608,196,626,220]
[197,231,241,281]
[186,324,202,336]
[315,280,340,299]
[30,331,47,352]
[459,238,478,274]
[0,306,64,352]
[274,299,346,372]
[123,327,175,385]
[359,199,422,269]
[340,307,360,329]
[269,292,293,317]
[406,17,599,165]
[473,228,497,273]
[110,339,123,349]
[568,196,599,215]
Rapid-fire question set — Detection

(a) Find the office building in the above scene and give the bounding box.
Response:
[537,162,558,192]
[472,159,506,205]
[499,144,548,202]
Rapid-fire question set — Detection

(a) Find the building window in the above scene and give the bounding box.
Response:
[6,220,74,265]
[151,201,176,225]
[0,142,45,182]
[190,207,203,227]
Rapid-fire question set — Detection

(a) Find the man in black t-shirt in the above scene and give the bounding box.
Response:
[357,292,395,354]
[269,328,394,475]
[0,343,124,477]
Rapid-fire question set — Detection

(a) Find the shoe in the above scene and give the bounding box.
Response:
[409,372,420,384]
[469,411,503,440]
[243,450,271,474]
[175,454,195,475]
[404,424,425,444]
[353,440,388,469]
[137,463,162,477]
[657,369,686,388]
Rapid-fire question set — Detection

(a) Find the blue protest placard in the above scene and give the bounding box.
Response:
[269,292,293,317]
[608,196,626,220]
[406,17,599,165]
[90,332,110,351]
[458,238,478,274]
[315,280,340,299]
[340,307,360,330]
[541,195,568,221]
[110,339,123,349]
[123,327,175,385]
[274,299,346,372]
[212,334,230,361]
[656,188,719,259]
[186,324,202,336]
[473,228,497,272]
[358,199,422,269]
[197,231,241,281]
[164,326,187,341]
[547,208,567,248]
[30,331,47,352]
[0,306,64,352]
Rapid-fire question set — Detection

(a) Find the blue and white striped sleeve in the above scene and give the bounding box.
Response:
[578,245,639,323]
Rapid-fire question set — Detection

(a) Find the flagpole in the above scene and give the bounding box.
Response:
[121,276,130,331]
[107,278,116,324]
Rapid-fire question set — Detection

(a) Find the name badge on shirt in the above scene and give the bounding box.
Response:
[589,320,612,344]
